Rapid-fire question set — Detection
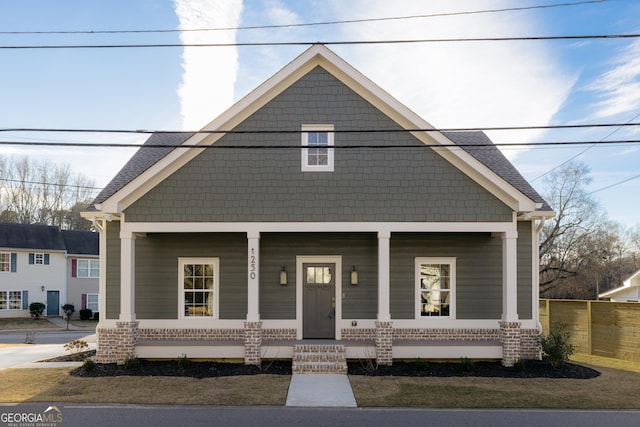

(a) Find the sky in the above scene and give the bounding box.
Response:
[0,0,639,227]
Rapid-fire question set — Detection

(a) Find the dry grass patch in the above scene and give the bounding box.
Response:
[350,366,640,408]
[0,368,289,405]
[0,318,57,330]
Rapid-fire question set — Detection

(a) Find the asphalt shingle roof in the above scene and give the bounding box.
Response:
[0,222,98,254]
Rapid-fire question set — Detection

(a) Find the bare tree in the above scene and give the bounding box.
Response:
[0,156,96,230]
[539,161,606,296]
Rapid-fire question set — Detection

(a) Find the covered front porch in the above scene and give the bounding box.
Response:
[94,220,540,367]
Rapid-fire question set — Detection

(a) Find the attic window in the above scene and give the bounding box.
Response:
[301,124,334,172]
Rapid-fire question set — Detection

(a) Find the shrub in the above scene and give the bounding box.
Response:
[93,312,99,321]
[64,339,88,354]
[415,358,428,372]
[177,354,190,371]
[79,309,93,321]
[513,358,526,373]
[82,358,96,372]
[535,322,575,368]
[61,304,75,330]
[29,302,45,319]
[123,356,139,370]
[459,357,475,372]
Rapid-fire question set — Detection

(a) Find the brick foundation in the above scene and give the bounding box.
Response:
[393,328,500,341]
[375,321,394,366]
[499,321,522,367]
[244,321,263,366]
[519,328,542,359]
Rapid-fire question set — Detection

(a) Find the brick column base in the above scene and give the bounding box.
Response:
[115,321,139,365]
[244,321,263,366]
[499,321,521,367]
[375,320,393,366]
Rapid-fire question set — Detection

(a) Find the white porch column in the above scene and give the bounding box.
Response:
[247,231,260,322]
[378,230,391,321]
[502,230,519,323]
[119,232,136,322]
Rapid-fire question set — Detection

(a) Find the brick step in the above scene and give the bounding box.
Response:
[292,344,347,374]
[292,362,348,374]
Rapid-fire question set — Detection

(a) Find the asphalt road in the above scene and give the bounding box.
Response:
[4,404,639,427]
[0,331,91,344]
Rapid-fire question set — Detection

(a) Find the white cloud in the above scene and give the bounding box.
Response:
[589,40,640,119]
[326,0,576,159]
[173,0,243,130]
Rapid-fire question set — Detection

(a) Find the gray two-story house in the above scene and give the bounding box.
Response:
[84,44,553,368]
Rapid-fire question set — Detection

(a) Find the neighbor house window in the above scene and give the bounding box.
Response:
[416,258,456,318]
[76,259,100,278]
[29,253,49,265]
[0,253,10,272]
[0,291,22,310]
[301,124,334,172]
[179,258,219,318]
[86,293,99,312]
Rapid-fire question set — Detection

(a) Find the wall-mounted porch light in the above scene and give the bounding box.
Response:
[280,266,288,286]
[41,285,45,292]
[350,265,358,286]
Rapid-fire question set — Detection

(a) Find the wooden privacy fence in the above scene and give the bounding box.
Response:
[540,299,640,362]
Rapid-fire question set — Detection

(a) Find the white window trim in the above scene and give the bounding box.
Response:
[415,257,456,320]
[301,124,334,172]
[0,252,10,273]
[34,253,45,265]
[178,257,220,320]
[0,290,22,310]
[78,259,100,278]
[86,293,100,312]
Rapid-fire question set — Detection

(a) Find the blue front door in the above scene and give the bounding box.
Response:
[46,291,60,316]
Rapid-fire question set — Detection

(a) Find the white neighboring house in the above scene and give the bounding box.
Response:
[0,223,99,318]
[599,269,640,302]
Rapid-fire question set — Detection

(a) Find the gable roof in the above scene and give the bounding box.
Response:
[0,222,98,255]
[599,269,640,299]
[88,44,551,217]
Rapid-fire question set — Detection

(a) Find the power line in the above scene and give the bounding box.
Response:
[3,122,639,135]
[1,33,638,50]
[1,139,639,149]
[589,173,640,194]
[0,0,606,35]
[531,111,640,182]
[0,178,102,191]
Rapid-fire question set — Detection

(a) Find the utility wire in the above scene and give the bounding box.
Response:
[0,177,102,191]
[1,139,639,149]
[531,111,640,182]
[1,33,638,50]
[3,122,639,135]
[0,0,606,35]
[589,173,640,194]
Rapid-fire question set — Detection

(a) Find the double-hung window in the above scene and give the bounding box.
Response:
[0,291,22,310]
[416,258,456,318]
[86,293,99,312]
[0,253,10,272]
[77,259,100,278]
[179,258,219,318]
[301,124,334,172]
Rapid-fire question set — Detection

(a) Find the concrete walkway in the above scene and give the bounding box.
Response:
[286,374,357,407]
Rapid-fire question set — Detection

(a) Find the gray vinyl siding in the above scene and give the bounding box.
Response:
[260,233,378,320]
[517,221,533,319]
[390,233,503,319]
[105,221,121,320]
[133,233,247,319]
[125,67,512,223]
